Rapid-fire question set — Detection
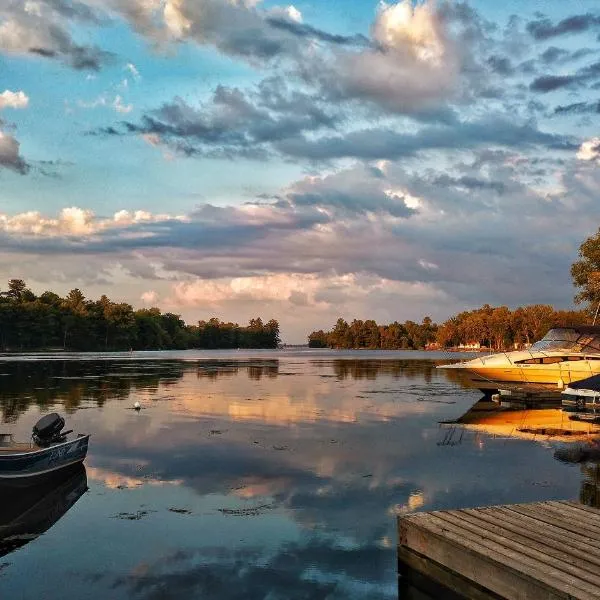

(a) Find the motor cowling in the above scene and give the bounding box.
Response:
[33,413,65,445]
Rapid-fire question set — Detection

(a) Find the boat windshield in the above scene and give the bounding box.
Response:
[530,328,600,353]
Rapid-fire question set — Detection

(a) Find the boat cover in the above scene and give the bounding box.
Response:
[565,374,600,392]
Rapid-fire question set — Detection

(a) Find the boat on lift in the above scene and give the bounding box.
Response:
[0,413,90,479]
[438,326,600,392]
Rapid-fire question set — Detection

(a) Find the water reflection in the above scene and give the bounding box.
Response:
[0,353,590,599]
[0,465,87,558]
[446,397,600,442]
[0,358,464,424]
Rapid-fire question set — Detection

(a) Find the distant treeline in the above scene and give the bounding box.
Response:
[0,279,280,351]
[308,304,589,350]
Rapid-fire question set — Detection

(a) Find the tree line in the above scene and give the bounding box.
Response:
[0,279,280,351]
[308,305,589,350]
[308,227,600,351]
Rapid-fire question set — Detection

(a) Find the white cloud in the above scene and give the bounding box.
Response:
[268,4,302,23]
[163,0,191,37]
[0,89,29,110]
[323,0,459,112]
[125,62,141,79]
[418,259,439,271]
[78,94,133,114]
[577,137,600,163]
[373,0,447,65]
[0,207,186,236]
[141,290,159,304]
[113,95,133,114]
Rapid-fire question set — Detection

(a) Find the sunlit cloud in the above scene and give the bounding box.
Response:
[0,89,29,110]
[577,137,600,163]
[0,207,187,237]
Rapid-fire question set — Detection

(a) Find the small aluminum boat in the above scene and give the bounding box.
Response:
[0,413,90,479]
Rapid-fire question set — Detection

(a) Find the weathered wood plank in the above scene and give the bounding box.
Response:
[399,501,600,600]
[555,500,600,517]
[528,502,600,533]
[415,512,600,598]
[483,506,600,552]
[398,545,502,600]
[401,514,597,599]
[505,504,600,540]
[466,507,600,568]
[438,510,600,586]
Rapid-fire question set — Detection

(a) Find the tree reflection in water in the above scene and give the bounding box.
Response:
[0,358,459,422]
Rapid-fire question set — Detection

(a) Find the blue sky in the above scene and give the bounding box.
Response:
[1,0,600,342]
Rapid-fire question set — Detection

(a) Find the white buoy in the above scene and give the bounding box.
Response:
[134,401,141,411]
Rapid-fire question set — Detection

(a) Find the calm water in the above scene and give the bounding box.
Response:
[0,350,595,599]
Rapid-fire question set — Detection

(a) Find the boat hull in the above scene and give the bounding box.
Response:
[461,362,600,387]
[441,354,600,392]
[0,435,90,479]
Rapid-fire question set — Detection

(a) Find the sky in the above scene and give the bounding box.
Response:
[1,0,600,343]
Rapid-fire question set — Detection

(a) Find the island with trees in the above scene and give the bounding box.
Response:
[308,229,600,351]
[0,279,280,351]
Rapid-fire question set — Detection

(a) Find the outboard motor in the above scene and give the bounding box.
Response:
[32,413,70,446]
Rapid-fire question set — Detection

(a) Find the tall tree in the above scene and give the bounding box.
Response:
[572,228,600,318]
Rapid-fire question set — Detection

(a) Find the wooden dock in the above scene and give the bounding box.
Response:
[398,500,600,599]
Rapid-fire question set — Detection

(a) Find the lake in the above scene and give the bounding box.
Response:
[0,349,595,599]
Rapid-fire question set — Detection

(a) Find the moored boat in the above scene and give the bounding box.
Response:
[561,374,600,422]
[438,326,600,392]
[0,413,90,479]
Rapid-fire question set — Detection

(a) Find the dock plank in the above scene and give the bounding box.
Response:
[484,506,600,552]
[419,512,600,597]
[398,500,600,599]
[437,511,600,587]
[506,503,600,540]
[467,507,600,568]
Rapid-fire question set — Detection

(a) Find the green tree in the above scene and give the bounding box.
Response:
[4,279,29,302]
[572,229,600,318]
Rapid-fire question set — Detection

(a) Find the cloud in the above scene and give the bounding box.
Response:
[0,207,186,237]
[529,74,580,92]
[0,89,29,110]
[576,137,600,163]
[105,76,572,163]
[530,58,600,93]
[1,148,599,340]
[98,77,339,159]
[97,0,486,119]
[78,94,133,114]
[141,290,158,304]
[113,95,133,114]
[555,100,600,115]
[0,89,29,173]
[125,62,141,80]
[285,163,416,217]
[273,115,574,161]
[527,13,600,40]
[0,2,113,70]
[0,130,29,174]
[300,0,466,114]
[265,17,370,47]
